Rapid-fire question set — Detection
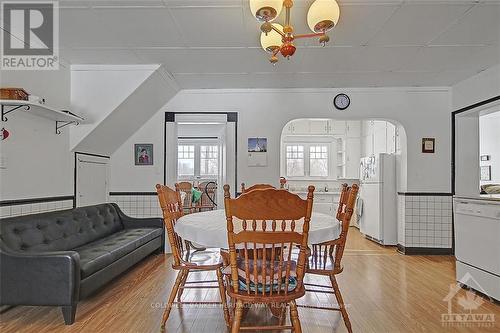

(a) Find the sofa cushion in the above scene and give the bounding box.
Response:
[0,204,124,252]
[76,228,162,278]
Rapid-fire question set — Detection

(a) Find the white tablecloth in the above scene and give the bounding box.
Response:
[174,209,341,249]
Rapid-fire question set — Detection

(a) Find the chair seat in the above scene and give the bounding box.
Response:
[76,228,162,278]
[178,248,224,269]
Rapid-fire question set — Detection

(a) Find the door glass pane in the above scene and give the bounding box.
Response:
[286,145,304,177]
[178,145,195,176]
[310,145,328,177]
[200,145,219,176]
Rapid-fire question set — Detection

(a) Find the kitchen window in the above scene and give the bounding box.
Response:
[177,140,219,180]
[309,145,328,177]
[286,145,305,177]
[285,143,330,178]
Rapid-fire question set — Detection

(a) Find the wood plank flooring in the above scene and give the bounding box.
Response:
[1,227,499,332]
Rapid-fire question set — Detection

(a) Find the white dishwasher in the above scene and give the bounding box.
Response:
[454,197,500,301]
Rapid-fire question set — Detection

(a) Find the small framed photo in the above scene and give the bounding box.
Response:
[134,144,153,166]
[248,138,267,152]
[480,155,491,161]
[422,138,435,153]
[480,166,491,181]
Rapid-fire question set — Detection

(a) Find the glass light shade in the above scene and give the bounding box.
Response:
[260,23,283,52]
[250,0,283,22]
[307,0,340,33]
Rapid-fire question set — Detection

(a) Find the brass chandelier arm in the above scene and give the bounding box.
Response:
[294,32,326,40]
[271,25,286,37]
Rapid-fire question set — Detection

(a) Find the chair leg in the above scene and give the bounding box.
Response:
[289,300,302,333]
[160,270,185,332]
[231,300,244,333]
[330,274,352,333]
[216,268,231,327]
[279,303,287,326]
[177,270,189,301]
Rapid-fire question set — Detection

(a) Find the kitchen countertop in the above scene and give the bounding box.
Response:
[454,194,500,202]
[291,191,340,195]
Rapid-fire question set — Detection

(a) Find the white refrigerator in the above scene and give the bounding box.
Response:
[358,153,397,245]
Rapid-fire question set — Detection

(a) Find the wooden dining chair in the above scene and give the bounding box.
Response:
[223,184,315,333]
[177,181,195,214]
[155,184,230,332]
[196,181,217,212]
[299,183,359,333]
[240,183,275,193]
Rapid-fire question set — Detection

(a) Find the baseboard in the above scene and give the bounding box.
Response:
[397,244,453,255]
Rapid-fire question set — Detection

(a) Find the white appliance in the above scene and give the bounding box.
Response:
[358,153,397,245]
[454,198,500,301]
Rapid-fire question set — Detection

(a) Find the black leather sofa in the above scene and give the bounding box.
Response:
[0,203,164,325]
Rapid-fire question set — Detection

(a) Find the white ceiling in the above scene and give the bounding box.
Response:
[3,0,500,88]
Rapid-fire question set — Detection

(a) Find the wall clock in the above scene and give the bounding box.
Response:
[334,93,350,110]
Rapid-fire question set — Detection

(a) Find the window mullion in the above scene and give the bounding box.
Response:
[195,144,201,178]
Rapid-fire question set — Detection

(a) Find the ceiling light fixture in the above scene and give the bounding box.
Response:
[251,0,340,64]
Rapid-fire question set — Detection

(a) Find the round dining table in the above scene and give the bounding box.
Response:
[174,209,341,248]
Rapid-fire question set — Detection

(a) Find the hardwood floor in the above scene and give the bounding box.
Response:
[1,227,498,333]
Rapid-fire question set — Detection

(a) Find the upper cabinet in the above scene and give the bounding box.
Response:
[346,121,361,138]
[361,120,396,156]
[330,120,346,135]
[284,119,360,137]
[309,119,330,134]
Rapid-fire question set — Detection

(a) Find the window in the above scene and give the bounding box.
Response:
[286,145,305,177]
[200,145,219,176]
[285,143,330,178]
[177,140,219,179]
[178,145,195,177]
[309,145,328,176]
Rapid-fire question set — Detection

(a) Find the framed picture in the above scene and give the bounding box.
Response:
[134,144,153,166]
[480,166,491,181]
[248,137,267,152]
[480,155,491,161]
[422,138,435,153]
[248,138,268,167]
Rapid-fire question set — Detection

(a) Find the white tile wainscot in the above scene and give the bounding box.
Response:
[0,197,74,218]
[108,193,161,218]
[399,193,453,250]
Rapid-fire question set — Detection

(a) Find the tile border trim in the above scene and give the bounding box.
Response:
[0,195,75,207]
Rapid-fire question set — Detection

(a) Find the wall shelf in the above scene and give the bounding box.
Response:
[0,99,84,134]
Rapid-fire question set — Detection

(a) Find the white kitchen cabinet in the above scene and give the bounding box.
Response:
[346,121,361,138]
[373,122,387,155]
[387,122,396,153]
[330,120,346,135]
[290,121,310,134]
[309,119,329,134]
[345,137,361,179]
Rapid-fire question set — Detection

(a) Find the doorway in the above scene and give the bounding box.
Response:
[75,153,109,207]
[164,113,237,206]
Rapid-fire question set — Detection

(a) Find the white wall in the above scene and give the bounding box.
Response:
[70,65,158,150]
[0,68,73,200]
[480,111,500,185]
[452,65,500,110]
[451,65,500,194]
[109,87,452,194]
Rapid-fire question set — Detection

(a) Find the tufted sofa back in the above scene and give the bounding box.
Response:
[0,204,124,253]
